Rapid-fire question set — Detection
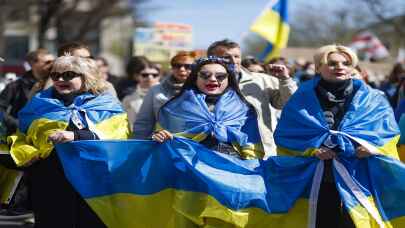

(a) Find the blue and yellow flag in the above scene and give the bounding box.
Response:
[56,138,320,228]
[8,88,131,166]
[158,89,264,159]
[275,78,405,227]
[250,0,289,62]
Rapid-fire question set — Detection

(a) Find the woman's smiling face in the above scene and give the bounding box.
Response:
[196,63,229,95]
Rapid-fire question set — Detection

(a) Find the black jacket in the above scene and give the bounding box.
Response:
[0,71,37,135]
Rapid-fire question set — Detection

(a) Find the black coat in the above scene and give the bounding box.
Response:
[0,71,36,135]
[28,92,106,228]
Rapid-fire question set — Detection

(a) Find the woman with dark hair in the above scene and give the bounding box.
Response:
[152,56,264,159]
[133,51,196,139]
[121,57,161,126]
[117,56,159,100]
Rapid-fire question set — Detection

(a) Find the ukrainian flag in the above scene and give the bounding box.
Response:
[56,138,321,228]
[250,0,290,61]
[7,88,131,167]
[275,77,405,227]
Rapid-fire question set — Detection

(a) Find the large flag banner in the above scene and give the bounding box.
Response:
[56,138,320,228]
[56,134,405,227]
[250,0,290,62]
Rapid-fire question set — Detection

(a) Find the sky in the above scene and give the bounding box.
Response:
[139,0,286,49]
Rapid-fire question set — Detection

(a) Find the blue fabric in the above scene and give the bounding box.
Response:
[18,88,125,133]
[56,137,317,213]
[275,77,399,157]
[158,89,262,147]
[274,77,405,223]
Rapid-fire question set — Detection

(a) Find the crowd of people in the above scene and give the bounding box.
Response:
[0,39,404,228]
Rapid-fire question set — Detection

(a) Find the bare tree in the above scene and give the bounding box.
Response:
[0,0,146,57]
[359,0,405,37]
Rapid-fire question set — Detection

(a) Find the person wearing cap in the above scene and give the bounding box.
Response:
[133,51,196,139]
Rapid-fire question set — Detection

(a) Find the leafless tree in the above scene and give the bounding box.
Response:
[359,0,405,37]
[0,0,146,57]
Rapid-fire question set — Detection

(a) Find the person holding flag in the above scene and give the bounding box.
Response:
[275,44,403,227]
[8,55,131,227]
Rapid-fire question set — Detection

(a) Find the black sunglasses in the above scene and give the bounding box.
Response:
[140,73,160,78]
[50,71,82,81]
[172,63,192,70]
[198,71,228,82]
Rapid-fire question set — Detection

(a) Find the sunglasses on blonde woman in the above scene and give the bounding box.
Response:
[50,71,82,81]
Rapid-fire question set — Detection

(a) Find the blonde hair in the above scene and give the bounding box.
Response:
[314,45,358,73]
[51,55,107,95]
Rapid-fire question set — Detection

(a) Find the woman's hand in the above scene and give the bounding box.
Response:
[151,130,173,143]
[356,146,373,158]
[314,147,336,160]
[48,131,74,144]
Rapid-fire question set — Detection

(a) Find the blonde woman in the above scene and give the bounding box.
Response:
[9,55,130,227]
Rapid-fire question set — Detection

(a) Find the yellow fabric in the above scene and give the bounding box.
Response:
[93,113,132,139]
[377,135,400,160]
[156,124,264,159]
[346,196,405,228]
[87,189,309,228]
[277,146,317,157]
[8,114,130,167]
[250,10,289,46]
[250,10,290,60]
[232,143,265,159]
[8,119,68,166]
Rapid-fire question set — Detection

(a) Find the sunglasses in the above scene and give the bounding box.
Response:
[140,73,160,78]
[327,61,351,67]
[198,71,228,82]
[172,63,192,70]
[50,71,82,81]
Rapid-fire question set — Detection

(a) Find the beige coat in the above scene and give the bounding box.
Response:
[239,68,297,157]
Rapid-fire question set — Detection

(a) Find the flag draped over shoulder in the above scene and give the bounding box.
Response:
[275,78,405,227]
[8,88,130,166]
[158,89,264,159]
[250,0,289,61]
[56,138,321,228]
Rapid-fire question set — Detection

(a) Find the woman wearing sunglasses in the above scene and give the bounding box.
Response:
[122,57,161,128]
[8,55,130,227]
[133,51,196,139]
[152,56,264,159]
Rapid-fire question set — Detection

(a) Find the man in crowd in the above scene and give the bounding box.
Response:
[0,48,54,135]
[207,39,297,157]
[0,49,54,219]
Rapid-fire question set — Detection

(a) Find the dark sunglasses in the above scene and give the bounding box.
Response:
[198,71,228,82]
[327,60,351,67]
[50,71,82,81]
[172,63,192,70]
[140,73,160,78]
